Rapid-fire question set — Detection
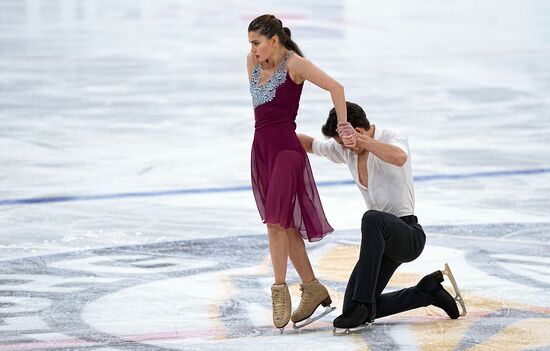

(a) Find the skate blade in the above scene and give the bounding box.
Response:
[441,263,467,317]
[333,322,373,336]
[292,306,336,329]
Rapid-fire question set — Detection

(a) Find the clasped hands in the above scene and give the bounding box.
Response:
[337,122,361,151]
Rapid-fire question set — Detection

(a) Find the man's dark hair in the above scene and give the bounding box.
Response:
[321,101,370,137]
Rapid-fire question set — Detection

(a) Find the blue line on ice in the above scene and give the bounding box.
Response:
[1,168,549,206]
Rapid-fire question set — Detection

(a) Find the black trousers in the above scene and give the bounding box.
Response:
[342,210,430,318]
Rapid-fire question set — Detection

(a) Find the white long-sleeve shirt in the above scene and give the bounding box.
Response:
[312,127,415,217]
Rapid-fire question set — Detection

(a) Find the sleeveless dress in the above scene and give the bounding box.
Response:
[249,51,333,242]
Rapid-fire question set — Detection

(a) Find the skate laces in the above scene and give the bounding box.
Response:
[297,286,312,312]
[271,289,285,319]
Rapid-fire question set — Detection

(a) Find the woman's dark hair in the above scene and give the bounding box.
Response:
[322,102,370,138]
[248,14,304,57]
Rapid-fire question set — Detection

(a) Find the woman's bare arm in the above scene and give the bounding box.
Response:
[288,56,347,125]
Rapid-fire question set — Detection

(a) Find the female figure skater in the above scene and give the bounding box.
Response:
[247,14,352,331]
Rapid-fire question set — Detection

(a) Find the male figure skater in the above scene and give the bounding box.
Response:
[298,102,466,333]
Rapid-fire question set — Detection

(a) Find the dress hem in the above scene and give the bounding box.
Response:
[261,219,334,243]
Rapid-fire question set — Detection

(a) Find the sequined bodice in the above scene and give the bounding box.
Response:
[250,51,297,108]
[249,51,303,132]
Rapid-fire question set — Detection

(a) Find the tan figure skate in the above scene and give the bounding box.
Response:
[271,283,292,333]
[291,279,336,329]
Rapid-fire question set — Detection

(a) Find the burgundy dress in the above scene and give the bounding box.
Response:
[249,51,333,242]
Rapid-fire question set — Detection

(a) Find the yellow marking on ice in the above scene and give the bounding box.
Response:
[463,294,538,316]
[465,318,550,351]
[411,318,473,351]
[351,333,371,350]
[404,292,550,350]
[256,253,272,275]
[388,272,422,288]
[207,274,236,339]
[317,244,358,281]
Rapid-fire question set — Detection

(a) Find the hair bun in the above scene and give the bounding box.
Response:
[283,27,291,37]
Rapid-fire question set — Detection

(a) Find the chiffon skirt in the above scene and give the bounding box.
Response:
[251,131,333,242]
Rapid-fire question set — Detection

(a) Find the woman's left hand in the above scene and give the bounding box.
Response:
[337,122,357,148]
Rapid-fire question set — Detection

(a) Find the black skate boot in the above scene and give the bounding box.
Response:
[333,301,375,329]
[417,270,460,319]
[417,270,444,292]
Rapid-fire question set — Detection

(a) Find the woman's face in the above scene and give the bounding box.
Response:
[248,31,275,62]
